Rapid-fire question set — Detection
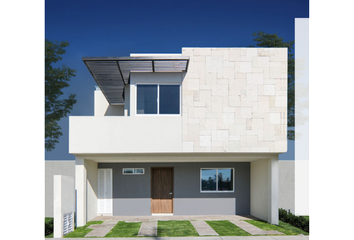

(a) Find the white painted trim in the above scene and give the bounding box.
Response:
[74,153,280,162]
[200,168,235,193]
[151,213,174,216]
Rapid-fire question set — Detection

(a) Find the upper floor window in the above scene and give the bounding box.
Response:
[136,84,180,115]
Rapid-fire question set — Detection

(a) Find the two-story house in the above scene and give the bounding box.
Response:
[69,47,287,227]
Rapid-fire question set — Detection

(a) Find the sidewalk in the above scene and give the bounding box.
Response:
[55,236,309,240]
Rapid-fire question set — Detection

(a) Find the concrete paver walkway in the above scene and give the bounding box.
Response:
[74,215,304,239]
[85,219,119,237]
[230,220,284,235]
[190,220,218,236]
[137,221,158,237]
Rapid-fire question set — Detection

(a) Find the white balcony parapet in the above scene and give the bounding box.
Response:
[69,116,182,154]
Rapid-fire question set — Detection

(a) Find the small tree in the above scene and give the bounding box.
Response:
[45,39,77,151]
[251,32,295,140]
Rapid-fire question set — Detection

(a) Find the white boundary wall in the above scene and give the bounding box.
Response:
[295,18,309,216]
[54,175,75,238]
[45,160,75,217]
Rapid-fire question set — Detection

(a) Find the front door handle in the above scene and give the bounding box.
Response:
[169,192,173,195]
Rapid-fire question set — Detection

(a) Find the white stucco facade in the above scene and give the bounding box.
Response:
[70,48,287,155]
[70,47,287,226]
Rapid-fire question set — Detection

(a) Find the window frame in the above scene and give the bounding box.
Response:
[135,83,181,116]
[122,168,145,175]
[200,168,235,193]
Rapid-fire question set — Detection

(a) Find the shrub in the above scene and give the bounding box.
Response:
[45,218,54,236]
[279,208,309,233]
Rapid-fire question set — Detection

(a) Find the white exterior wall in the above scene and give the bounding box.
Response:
[85,160,98,221]
[70,72,183,154]
[250,157,279,224]
[279,161,295,213]
[295,160,309,215]
[181,48,287,153]
[69,116,181,154]
[75,157,86,227]
[75,158,101,226]
[70,48,287,154]
[53,175,75,238]
[294,19,309,217]
[94,90,124,116]
[279,160,308,216]
[251,159,268,221]
[45,160,75,217]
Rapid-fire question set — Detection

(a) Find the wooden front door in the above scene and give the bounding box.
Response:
[151,167,173,213]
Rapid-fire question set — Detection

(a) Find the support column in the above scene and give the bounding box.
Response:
[53,175,64,238]
[75,157,87,227]
[268,156,279,225]
[54,175,75,238]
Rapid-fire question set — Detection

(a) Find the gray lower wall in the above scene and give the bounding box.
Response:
[98,162,250,216]
[174,198,236,215]
[45,160,296,218]
[113,199,151,216]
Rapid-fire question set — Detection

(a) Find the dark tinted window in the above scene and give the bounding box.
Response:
[137,85,157,114]
[218,169,233,191]
[159,85,180,114]
[201,169,216,191]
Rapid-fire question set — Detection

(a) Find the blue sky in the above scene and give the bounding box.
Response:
[45,0,309,160]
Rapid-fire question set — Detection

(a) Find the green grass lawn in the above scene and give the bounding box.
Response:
[278,220,309,235]
[206,220,251,236]
[245,220,309,235]
[64,221,104,238]
[45,232,54,238]
[104,221,142,237]
[51,218,308,238]
[157,220,199,237]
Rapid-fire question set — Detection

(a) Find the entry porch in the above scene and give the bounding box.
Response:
[75,153,280,226]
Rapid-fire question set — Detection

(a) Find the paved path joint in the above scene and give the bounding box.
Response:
[85,219,118,237]
[138,221,157,237]
[230,220,284,235]
[190,220,219,236]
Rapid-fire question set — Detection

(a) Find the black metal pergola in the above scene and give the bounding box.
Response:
[83,56,190,105]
